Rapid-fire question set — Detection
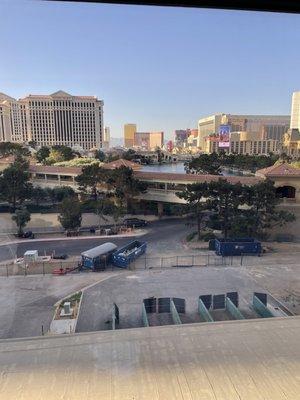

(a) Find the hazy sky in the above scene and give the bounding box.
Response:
[1,1,300,140]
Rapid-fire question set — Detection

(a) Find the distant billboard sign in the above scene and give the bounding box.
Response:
[218,124,230,148]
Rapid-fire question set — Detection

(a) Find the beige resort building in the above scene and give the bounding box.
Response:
[0,90,104,150]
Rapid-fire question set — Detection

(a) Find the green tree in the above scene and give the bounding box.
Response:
[58,196,82,230]
[155,148,163,163]
[108,166,148,210]
[0,142,30,158]
[178,178,296,240]
[31,186,47,206]
[177,182,209,239]
[91,198,112,232]
[75,164,108,197]
[12,206,31,235]
[28,140,37,149]
[185,153,279,175]
[45,145,76,165]
[36,146,50,164]
[111,202,126,229]
[123,149,137,161]
[206,179,244,238]
[186,153,222,175]
[52,186,76,202]
[52,145,75,161]
[94,149,106,162]
[0,157,32,210]
[44,187,57,205]
[44,186,75,205]
[240,180,295,238]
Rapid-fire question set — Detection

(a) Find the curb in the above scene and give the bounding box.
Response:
[0,230,147,247]
[49,273,123,335]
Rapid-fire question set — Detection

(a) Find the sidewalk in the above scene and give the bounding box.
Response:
[0,229,147,247]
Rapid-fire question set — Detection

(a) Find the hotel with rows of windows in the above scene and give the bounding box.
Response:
[0,90,104,150]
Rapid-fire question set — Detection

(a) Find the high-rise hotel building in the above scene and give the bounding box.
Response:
[124,124,137,148]
[290,91,300,130]
[0,90,104,150]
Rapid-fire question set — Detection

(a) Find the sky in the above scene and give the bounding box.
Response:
[1,1,300,140]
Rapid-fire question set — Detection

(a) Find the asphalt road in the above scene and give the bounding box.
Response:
[0,218,192,262]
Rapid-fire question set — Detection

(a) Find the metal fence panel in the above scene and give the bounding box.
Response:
[199,295,212,309]
[172,298,185,314]
[170,300,182,325]
[213,294,226,310]
[143,297,156,313]
[254,292,267,306]
[158,298,170,313]
[142,303,149,327]
[226,297,245,320]
[226,292,239,308]
[198,298,214,322]
[253,295,274,318]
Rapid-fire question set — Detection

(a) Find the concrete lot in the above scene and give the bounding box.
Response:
[0,256,299,340]
[0,317,299,400]
[0,272,119,339]
[76,267,264,332]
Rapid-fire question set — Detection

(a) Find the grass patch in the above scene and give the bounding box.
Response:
[61,291,82,307]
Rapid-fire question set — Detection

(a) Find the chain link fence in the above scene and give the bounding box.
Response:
[0,260,81,277]
[0,253,253,277]
[130,254,242,270]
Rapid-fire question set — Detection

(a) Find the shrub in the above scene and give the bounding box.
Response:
[186,231,197,242]
[200,232,216,242]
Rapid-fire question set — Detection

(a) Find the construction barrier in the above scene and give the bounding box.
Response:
[253,295,274,318]
[198,298,214,322]
[142,303,149,327]
[226,297,245,320]
[170,300,182,325]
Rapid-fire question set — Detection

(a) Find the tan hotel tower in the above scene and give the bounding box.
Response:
[0,90,104,150]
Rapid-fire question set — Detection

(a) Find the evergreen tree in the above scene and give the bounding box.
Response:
[58,197,82,230]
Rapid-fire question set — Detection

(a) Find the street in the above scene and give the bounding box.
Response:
[0,218,192,262]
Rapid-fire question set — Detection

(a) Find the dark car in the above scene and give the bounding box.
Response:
[15,231,35,239]
[123,218,148,228]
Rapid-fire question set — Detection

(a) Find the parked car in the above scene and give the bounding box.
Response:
[123,218,148,228]
[15,231,35,239]
[53,254,68,260]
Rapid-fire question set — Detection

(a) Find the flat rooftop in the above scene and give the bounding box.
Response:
[0,317,299,399]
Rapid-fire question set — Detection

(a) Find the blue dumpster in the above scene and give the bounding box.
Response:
[112,240,147,268]
[215,238,262,256]
[81,242,118,270]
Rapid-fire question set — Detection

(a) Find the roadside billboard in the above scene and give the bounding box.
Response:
[218,124,230,148]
